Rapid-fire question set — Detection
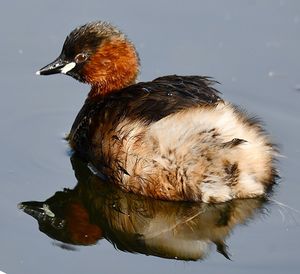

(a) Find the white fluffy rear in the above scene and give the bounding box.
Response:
[114,101,277,202]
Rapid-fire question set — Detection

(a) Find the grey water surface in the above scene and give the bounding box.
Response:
[0,1,300,273]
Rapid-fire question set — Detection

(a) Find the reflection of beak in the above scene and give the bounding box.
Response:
[18,201,55,220]
[36,57,76,75]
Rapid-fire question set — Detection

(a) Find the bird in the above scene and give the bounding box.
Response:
[36,21,278,203]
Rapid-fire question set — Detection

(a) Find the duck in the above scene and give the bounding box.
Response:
[36,21,278,203]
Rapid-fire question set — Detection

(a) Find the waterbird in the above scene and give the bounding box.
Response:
[36,21,278,203]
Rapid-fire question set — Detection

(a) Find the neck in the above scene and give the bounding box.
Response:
[84,37,140,98]
[87,82,135,98]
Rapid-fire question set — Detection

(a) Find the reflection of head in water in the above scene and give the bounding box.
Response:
[19,155,268,261]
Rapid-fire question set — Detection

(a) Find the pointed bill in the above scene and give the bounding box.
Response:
[36,57,76,75]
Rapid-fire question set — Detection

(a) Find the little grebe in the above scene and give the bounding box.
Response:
[37,21,277,203]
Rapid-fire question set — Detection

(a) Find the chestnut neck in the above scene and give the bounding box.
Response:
[83,37,140,99]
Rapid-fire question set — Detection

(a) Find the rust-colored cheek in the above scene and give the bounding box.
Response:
[83,38,139,96]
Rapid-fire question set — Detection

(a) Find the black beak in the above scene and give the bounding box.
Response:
[18,201,55,220]
[36,57,75,76]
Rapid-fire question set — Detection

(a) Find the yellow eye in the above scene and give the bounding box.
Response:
[75,53,88,63]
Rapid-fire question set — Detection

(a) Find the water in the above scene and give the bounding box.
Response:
[1,0,300,273]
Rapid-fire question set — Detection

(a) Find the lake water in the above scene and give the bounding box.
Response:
[1,1,300,273]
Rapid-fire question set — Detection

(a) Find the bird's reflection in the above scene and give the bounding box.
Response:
[19,154,268,261]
